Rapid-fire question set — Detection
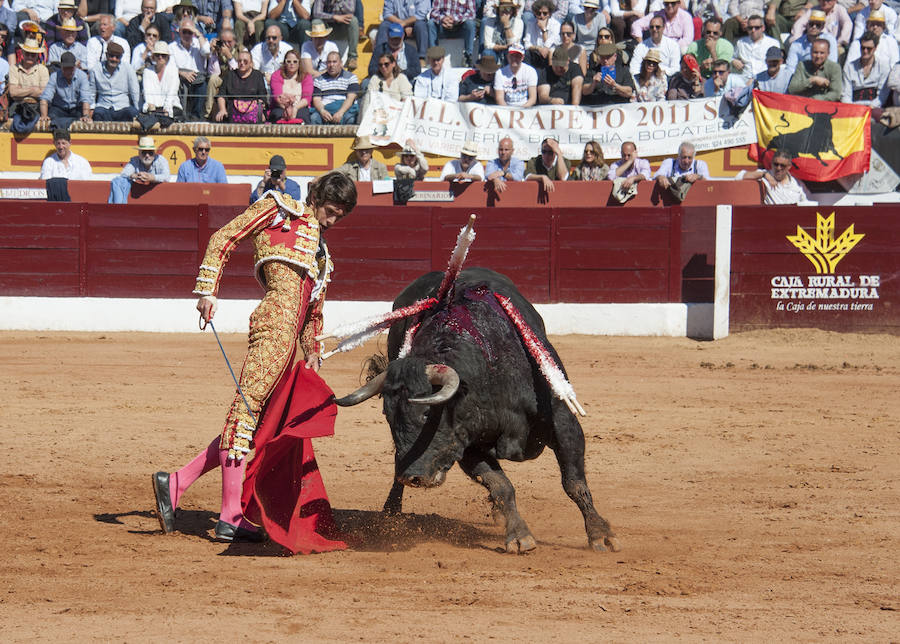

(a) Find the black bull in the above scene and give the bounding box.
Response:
[766,106,843,167]
[336,268,619,553]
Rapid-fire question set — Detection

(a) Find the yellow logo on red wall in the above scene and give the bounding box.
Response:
[786,213,864,274]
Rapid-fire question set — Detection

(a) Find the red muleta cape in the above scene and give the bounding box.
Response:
[241,360,347,555]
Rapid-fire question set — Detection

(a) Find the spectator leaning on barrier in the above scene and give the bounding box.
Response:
[841,31,891,107]
[787,37,842,100]
[654,141,711,201]
[368,20,421,82]
[48,17,89,70]
[495,43,538,106]
[630,14,680,77]
[309,49,359,124]
[686,18,734,79]
[394,139,429,180]
[413,45,460,101]
[336,135,389,180]
[582,41,634,104]
[251,154,302,202]
[526,137,570,192]
[667,53,705,99]
[608,140,650,188]
[440,141,485,182]
[300,19,338,78]
[312,0,359,70]
[741,149,812,205]
[568,140,608,181]
[108,135,171,204]
[784,11,838,76]
[39,51,91,129]
[177,135,228,182]
[485,136,525,192]
[428,0,477,68]
[538,46,584,105]
[40,129,93,180]
[459,53,499,103]
[755,46,791,93]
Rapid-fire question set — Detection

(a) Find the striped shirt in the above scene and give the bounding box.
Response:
[312,70,360,105]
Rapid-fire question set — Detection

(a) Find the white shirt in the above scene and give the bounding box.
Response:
[14,0,55,21]
[523,16,562,50]
[171,37,210,74]
[358,164,371,181]
[86,36,132,72]
[40,151,93,181]
[493,63,538,105]
[845,36,900,68]
[115,0,143,21]
[236,0,265,12]
[629,35,681,76]
[854,5,899,36]
[734,33,781,79]
[131,43,152,70]
[301,40,339,74]
[0,58,8,95]
[762,174,810,205]
[251,40,293,75]
[413,67,460,101]
[440,159,485,181]
[142,62,183,115]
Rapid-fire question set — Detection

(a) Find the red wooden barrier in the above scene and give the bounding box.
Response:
[729,206,900,333]
[0,179,252,206]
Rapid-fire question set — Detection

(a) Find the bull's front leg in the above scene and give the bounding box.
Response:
[459,448,536,554]
[551,404,621,552]
[382,480,404,514]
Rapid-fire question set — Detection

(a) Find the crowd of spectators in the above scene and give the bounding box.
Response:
[6,0,900,130]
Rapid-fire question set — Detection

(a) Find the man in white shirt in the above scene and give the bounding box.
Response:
[844,11,899,67]
[40,129,92,180]
[13,0,57,22]
[300,19,339,78]
[494,43,538,106]
[440,140,485,182]
[86,14,132,71]
[171,18,210,121]
[629,15,681,76]
[732,14,780,80]
[413,46,459,101]
[744,150,812,205]
[251,24,292,80]
[853,0,897,37]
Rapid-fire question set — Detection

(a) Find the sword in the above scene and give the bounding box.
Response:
[200,314,257,422]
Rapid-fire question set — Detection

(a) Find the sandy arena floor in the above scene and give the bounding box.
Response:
[1,329,898,641]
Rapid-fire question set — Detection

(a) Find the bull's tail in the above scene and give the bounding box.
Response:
[774,112,790,134]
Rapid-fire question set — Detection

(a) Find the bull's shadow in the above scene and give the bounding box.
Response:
[331,508,496,553]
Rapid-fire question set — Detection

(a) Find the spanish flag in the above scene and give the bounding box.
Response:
[749,90,870,182]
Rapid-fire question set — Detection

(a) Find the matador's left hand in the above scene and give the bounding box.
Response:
[304,353,322,371]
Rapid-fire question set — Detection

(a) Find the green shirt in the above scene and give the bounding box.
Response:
[788,59,843,102]
[685,38,735,78]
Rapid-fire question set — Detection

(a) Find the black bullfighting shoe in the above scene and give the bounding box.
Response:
[214,520,267,543]
[152,471,175,534]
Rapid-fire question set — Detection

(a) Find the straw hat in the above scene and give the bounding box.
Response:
[867,9,885,22]
[352,135,376,150]
[460,141,479,157]
[58,17,81,31]
[19,36,43,54]
[643,49,662,63]
[152,41,170,56]
[305,19,333,37]
[809,9,826,22]
[58,0,78,7]
[136,136,157,151]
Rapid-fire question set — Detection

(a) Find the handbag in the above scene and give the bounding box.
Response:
[231,98,262,123]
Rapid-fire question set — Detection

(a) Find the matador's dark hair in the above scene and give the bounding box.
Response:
[306,171,358,213]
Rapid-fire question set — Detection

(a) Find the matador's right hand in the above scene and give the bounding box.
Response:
[197,295,218,325]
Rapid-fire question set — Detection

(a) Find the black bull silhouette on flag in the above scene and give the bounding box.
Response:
[765,106,843,167]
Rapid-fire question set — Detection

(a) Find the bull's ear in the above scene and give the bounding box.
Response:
[409,364,459,405]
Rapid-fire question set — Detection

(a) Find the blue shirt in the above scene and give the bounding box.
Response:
[195,0,234,23]
[754,66,791,94]
[41,68,91,110]
[121,154,171,184]
[381,0,431,21]
[177,157,228,183]
[485,157,526,181]
[251,178,302,204]
[48,41,88,69]
[89,62,140,111]
[785,33,838,76]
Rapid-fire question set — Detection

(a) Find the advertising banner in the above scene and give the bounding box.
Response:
[358,94,757,161]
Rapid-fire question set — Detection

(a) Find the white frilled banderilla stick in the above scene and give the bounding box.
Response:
[315,214,478,360]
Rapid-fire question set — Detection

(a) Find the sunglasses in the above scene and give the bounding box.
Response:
[598,33,613,39]
[649,24,663,29]
[748,24,763,30]
[195,147,210,152]
[705,30,721,36]
[772,162,789,168]
[561,30,574,36]
[535,10,550,15]
[181,29,194,34]
[860,44,875,51]
[645,60,658,65]
[808,22,824,27]
[266,35,279,40]
[379,61,393,67]
[511,77,518,89]
[584,149,595,154]
[713,69,728,74]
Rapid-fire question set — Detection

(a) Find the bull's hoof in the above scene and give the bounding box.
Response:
[589,534,621,552]
[382,499,402,515]
[504,534,537,554]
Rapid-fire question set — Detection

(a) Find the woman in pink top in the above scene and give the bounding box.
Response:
[270,49,312,123]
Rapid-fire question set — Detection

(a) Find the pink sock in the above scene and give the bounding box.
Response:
[170,436,220,509]
[219,449,255,530]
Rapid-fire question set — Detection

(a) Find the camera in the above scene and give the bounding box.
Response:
[270,168,282,180]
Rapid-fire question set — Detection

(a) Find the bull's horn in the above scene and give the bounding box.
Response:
[334,371,388,407]
[409,364,460,405]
